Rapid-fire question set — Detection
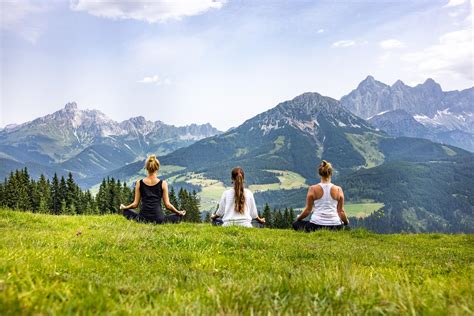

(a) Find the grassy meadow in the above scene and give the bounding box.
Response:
[0,209,473,315]
[344,202,384,218]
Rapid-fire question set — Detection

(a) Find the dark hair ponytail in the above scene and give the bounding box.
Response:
[232,167,245,214]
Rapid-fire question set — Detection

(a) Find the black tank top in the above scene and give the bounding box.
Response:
[139,179,164,221]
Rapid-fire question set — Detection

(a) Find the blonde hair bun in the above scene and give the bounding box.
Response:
[145,154,160,174]
[318,160,333,178]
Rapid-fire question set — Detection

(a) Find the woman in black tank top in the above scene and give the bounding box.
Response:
[119,155,186,224]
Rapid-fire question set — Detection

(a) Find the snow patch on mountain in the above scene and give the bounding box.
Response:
[260,121,282,135]
[414,109,473,131]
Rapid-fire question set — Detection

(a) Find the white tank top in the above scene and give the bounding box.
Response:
[310,183,342,226]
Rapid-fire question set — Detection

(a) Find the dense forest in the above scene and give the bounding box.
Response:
[344,158,474,233]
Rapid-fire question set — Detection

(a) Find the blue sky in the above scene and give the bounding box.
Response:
[1,0,472,130]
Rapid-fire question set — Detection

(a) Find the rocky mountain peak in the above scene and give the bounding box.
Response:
[246,92,371,137]
[64,102,78,112]
[361,75,375,83]
[392,80,406,89]
[128,116,148,125]
[357,75,387,89]
[420,78,442,92]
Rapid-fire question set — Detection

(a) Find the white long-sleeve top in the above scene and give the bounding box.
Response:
[216,188,258,227]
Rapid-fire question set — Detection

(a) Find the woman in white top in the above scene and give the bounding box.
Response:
[292,160,349,232]
[211,167,266,227]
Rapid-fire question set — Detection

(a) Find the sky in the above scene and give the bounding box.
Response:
[1,0,473,130]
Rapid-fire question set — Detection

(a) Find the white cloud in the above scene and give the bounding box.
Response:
[0,0,49,43]
[317,29,324,34]
[401,29,473,80]
[138,75,172,85]
[70,0,226,23]
[331,40,355,48]
[443,0,467,7]
[379,39,405,49]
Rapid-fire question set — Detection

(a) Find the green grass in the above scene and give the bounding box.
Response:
[344,202,384,218]
[1,210,473,315]
[249,170,307,192]
[442,145,457,157]
[270,136,285,154]
[345,132,385,168]
[159,165,186,176]
[166,172,227,211]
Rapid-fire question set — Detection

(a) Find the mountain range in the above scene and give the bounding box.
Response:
[1,77,473,233]
[341,76,474,151]
[0,102,220,185]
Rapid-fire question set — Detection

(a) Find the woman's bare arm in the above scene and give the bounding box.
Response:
[120,180,141,209]
[336,187,349,225]
[162,181,185,216]
[296,187,314,221]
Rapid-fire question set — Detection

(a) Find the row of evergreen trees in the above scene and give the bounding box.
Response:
[0,169,297,226]
[0,168,96,214]
[0,168,201,222]
[261,203,296,229]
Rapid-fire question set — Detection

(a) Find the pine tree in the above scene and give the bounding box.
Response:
[17,168,31,211]
[262,203,273,228]
[169,186,179,210]
[59,176,67,214]
[273,208,285,229]
[51,174,61,214]
[97,179,109,214]
[289,208,296,225]
[60,199,67,215]
[0,180,5,207]
[178,188,189,220]
[186,190,201,222]
[80,190,97,214]
[30,179,40,212]
[107,178,117,213]
[66,172,78,214]
[37,175,51,213]
[3,172,17,209]
[283,208,291,228]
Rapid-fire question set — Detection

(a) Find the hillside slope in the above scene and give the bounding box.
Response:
[1,210,473,315]
[342,157,474,233]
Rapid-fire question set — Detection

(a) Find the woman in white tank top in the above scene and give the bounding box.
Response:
[292,160,349,232]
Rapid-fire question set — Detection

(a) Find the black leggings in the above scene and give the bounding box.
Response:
[212,218,264,228]
[123,209,183,224]
[292,220,343,232]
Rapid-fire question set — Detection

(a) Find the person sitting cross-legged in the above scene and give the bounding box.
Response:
[211,167,265,228]
[119,154,186,224]
[292,160,349,232]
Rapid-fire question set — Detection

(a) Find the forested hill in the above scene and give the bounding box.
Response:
[344,157,474,233]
